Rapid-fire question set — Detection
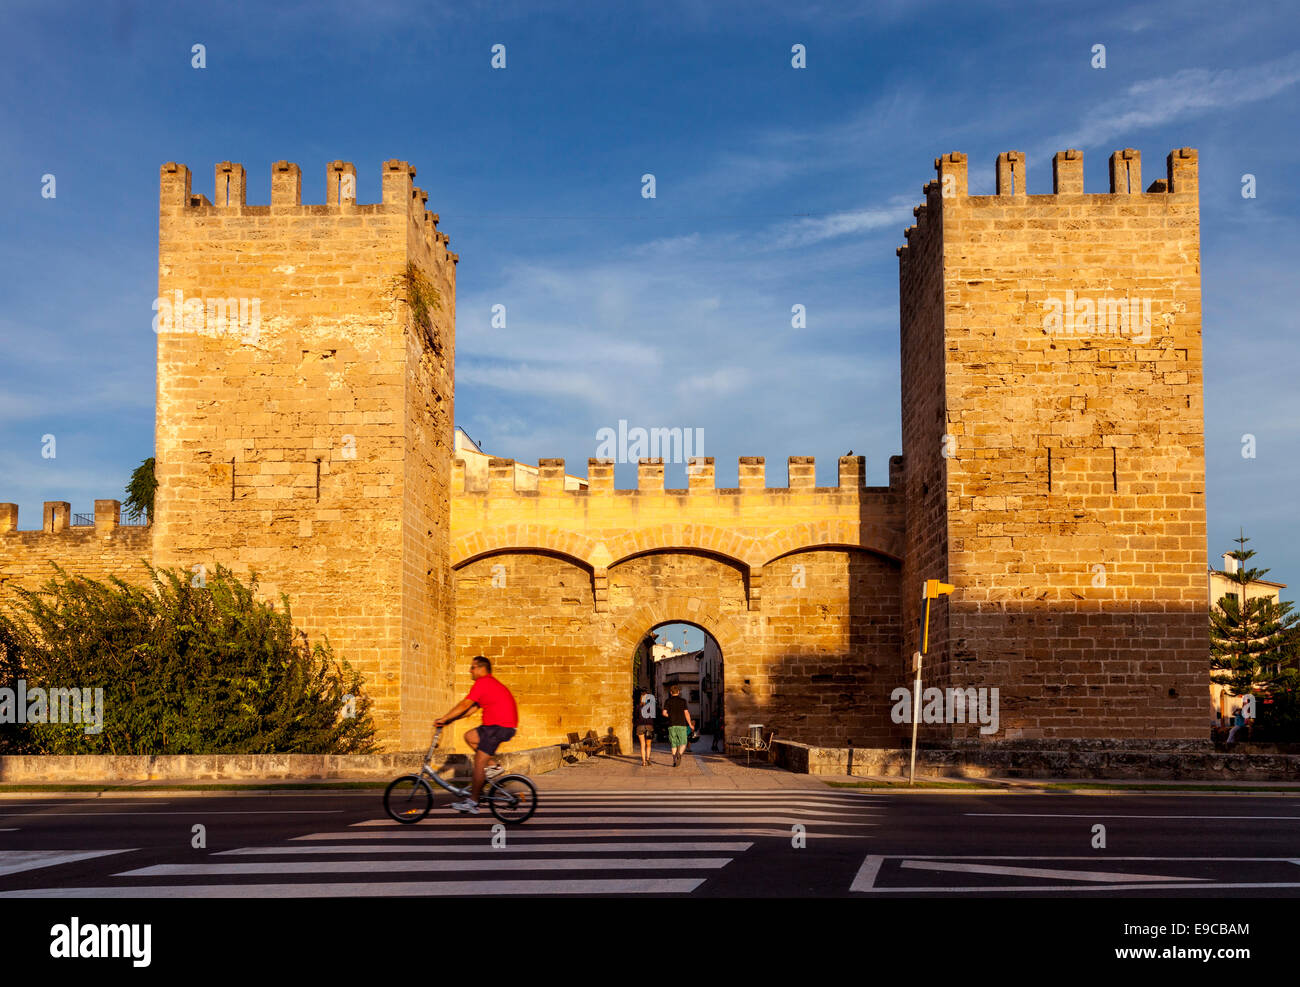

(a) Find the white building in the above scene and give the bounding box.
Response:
[454,427,588,491]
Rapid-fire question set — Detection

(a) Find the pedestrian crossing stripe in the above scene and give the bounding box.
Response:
[0,879,707,898]
[294,828,866,839]
[353,816,875,827]
[117,857,738,876]
[0,789,878,898]
[223,841,755,854]
[0,849,135,877]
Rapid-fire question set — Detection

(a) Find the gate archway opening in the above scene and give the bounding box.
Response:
[633,621,726,752]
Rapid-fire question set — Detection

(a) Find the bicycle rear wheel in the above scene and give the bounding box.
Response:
[384,775,434,824]
[486,774,537,824]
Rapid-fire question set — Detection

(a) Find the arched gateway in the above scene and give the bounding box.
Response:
[451,455,907,753]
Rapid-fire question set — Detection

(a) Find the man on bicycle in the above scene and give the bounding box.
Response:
[436,655,518,815]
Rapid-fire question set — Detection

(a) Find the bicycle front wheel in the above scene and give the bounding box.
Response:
[486,774,537,824]
[384,775,434,824]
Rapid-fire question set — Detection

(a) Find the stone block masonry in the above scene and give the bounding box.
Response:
[152,160,457,751]
[0,501,153,612]
[0,148,1207,757]
[451,455,908,753]
[897,149,1206,742]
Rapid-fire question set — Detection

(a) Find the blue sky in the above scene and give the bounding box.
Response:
[1,0,1297,601]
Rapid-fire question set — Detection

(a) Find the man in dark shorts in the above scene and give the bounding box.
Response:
[435,655,518,814]
[661,683,694,767]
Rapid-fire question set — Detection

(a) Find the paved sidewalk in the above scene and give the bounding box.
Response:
[811,772,1300,791]
[537,744,825,791]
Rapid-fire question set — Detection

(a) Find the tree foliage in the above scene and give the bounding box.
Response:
[0,563,377,754]
[1210,533,1300,739]
[124,457,157,523]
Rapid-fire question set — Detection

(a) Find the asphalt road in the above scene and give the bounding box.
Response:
[0,787,1298,899]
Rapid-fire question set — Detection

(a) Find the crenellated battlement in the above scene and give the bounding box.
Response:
[897,147,1198,261]
[0,500,151,535]
[159,159,458,265]
[452,455,904,496]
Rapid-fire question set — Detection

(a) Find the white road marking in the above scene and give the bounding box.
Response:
[520,790,842,801]
[519,801,873,811]
[353,816,874,826]
[297,828,864,839]
[538,794,876,801]
[862,881,1300,894]
[0,878,707,897]
[482,806,858,817]
[0,849,135,877]
[965,813,1300,820]
[0,810,344,816]
[849,855,1300,894]
[885,855,1300,861]
[850,855,885,892]
[222,841,753,855]
[900,860,1203,883]
[119,857,736,876]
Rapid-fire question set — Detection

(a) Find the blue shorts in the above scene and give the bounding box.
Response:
[477,724,516,755]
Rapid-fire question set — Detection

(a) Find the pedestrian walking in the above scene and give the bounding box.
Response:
[635,688,656,766]
[662,684,695,767]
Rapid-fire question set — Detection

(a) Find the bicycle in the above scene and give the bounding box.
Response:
[383,724,538,825]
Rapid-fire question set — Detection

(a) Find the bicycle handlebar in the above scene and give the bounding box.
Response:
[426,707,474,760]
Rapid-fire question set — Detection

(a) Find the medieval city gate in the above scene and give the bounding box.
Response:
[0,147,1210,753]
[450,454,907,754]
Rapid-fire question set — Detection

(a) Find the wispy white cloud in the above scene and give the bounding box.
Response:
[771,199,914,248]
[1040,50,1300,155]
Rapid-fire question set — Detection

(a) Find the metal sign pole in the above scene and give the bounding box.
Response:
[910,579,953,786]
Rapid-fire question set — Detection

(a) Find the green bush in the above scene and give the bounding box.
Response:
[0,563,377,754]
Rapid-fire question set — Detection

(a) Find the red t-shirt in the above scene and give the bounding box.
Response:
[467,674,518,728]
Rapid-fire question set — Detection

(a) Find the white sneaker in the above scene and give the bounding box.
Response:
[485,764,505,779]
[450,798,479,814]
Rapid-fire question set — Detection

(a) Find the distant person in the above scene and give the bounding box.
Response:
[1226,705,1246,745]
[661,684,695,767]
[635,689,656,767]
[711,708,724,752]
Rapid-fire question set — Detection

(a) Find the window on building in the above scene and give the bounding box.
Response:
[690,690,700,702]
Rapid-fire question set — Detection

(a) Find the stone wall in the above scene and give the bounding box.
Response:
[0,745,562,783]
[2,149,1211,760]
[772,739,1300,781]
[152,160,457,749]
[450,456,906,751]
[896,148,1207,741]
[0,501,153,614]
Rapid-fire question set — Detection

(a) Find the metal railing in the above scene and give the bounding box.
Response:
[67,511,150,527]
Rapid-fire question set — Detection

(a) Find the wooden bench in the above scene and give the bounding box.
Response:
[564,730,605,762]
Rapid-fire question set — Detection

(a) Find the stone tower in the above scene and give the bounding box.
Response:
[153,159,457,749]
[898,148,1207,741]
